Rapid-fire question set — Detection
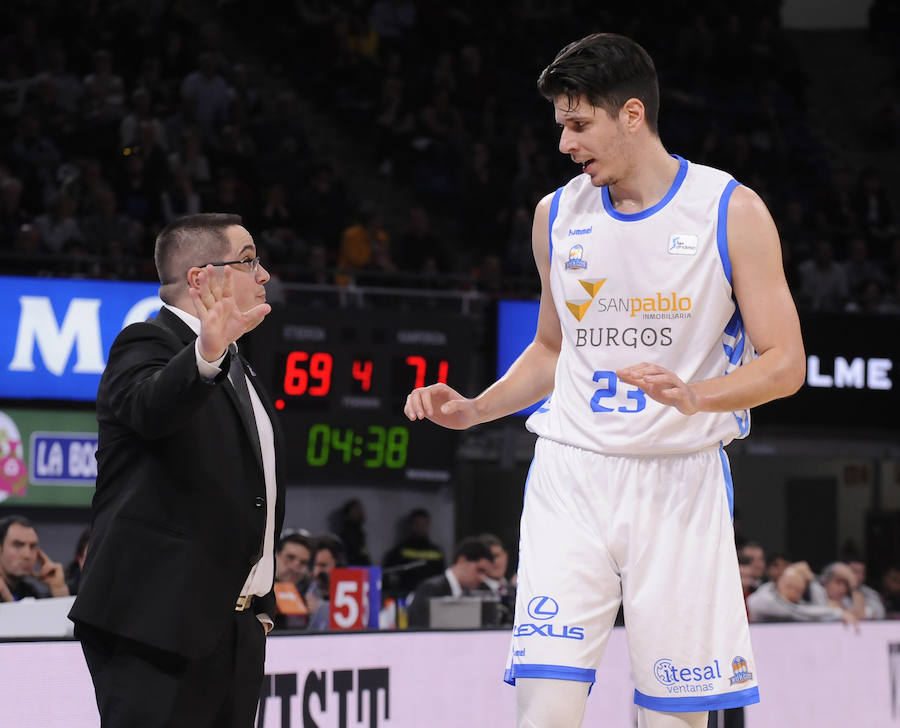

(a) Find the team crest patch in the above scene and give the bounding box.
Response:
[565,244,588,270]
[668,234,698,256]
[729,656,753,685]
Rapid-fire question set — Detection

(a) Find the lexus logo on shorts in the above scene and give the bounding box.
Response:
[527,596,559,620]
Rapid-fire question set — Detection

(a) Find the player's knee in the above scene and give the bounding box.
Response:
[637,707,708,728]
[516,678,589,728]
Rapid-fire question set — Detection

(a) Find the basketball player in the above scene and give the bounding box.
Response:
[404,34,805,728]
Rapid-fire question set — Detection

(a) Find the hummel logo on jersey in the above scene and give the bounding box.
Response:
[668,234,698,255]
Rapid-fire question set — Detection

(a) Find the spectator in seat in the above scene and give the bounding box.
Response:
[0,514,69,601]
[383,508,445,596]
[180,52,231,140]
[881,566,900,617]
[64,527,91,596]
[331,498,371,566]
[406,537,494,627]
[275,532,313,593]
[305,535,346,630]
[33,192,82,254]
[798,240,849,312]
[81,185,142,258]
[273,532,313,630]
[845,558,886,619]
[765,552,791,585]
[336,201,394,285]
[160,164,202,224]
[738,541,766,594]
[0,175,29,250]
[843,236,886,296]
[480,533,515,624]
[747,561,854,625]
[817,562,868,620]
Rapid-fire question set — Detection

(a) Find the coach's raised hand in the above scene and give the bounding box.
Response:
[190,264,270,362]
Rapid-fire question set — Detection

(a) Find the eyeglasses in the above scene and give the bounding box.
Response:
[204,256,261,274]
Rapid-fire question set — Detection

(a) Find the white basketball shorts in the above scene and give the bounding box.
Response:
[504,437,760,712]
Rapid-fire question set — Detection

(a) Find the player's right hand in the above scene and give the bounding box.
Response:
[404,383,479,430]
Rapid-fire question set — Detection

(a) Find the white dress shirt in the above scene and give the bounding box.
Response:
[444,567,464,597]
[163,305,277,618]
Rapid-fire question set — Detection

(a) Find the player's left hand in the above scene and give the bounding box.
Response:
[617,363,699,416]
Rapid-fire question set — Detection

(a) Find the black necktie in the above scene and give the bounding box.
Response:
[228,344,263,469]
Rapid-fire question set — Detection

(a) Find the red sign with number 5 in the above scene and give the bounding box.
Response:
[329,567,382,630]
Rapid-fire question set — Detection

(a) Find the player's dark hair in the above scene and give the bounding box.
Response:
[0,514,34,544]
[453,536,494,564]
[537,33,660,135]
[154,213,242,299]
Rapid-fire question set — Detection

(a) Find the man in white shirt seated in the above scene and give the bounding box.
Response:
[406,537,494,627]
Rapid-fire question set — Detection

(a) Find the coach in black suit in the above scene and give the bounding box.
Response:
[69,213,285,728]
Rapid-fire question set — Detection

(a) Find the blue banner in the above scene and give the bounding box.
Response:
[496,300,542,416]
[0,276,162,401]
[29,432,99,485]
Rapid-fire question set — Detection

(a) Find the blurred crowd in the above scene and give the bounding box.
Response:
[268,503,516,631]
[737,539,900,628]
[6,508,900,635]
[238,0,900,308]
[0,0,899,311]
[0,505,515,633]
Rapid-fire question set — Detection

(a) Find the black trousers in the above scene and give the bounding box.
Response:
[708,708,745,728]
[76,611,266,728]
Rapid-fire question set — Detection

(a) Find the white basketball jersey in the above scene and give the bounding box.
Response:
[526,156,754,455]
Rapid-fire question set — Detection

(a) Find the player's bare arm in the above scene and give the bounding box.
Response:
[404,194,562,429]
[618,184,805,413]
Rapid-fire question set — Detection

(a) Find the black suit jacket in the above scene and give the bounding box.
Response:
[406,572,454,628]
[69,307,286,659]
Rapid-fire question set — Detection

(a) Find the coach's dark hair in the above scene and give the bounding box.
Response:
[0,514,34,544]
[537,33,660,134]
[452,536,494,564]
[154,213,242,302]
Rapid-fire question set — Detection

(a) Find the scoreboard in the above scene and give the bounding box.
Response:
[243,307,472,483]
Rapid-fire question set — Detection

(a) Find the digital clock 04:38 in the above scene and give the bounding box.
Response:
[306,424,409,469]
[243,307,472,483]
